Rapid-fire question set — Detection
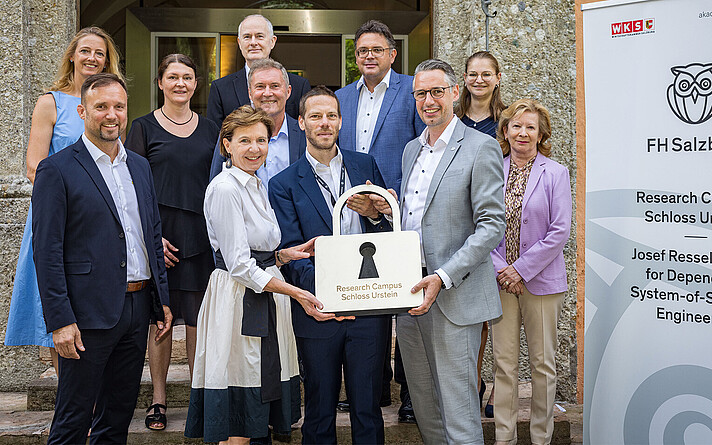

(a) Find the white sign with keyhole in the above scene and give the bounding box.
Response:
[315,184,424,315]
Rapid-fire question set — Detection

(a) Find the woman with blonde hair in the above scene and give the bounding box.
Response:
[5,26,124,370]
[491,98,571,445]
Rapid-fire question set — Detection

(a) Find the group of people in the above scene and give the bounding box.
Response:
[5,12,571,445]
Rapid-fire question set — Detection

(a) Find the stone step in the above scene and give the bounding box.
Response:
[1,387,573,444]
[27,362,406,412]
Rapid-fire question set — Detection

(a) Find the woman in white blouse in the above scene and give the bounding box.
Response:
[185,106,335,445]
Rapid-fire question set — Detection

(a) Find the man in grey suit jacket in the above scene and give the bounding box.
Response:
[376,59,505,444]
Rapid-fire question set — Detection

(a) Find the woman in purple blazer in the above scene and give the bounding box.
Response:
[489,99,571,445]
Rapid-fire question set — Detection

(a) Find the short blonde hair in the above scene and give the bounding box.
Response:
[219,105,275,158]
[51,27,124,92]
[497,98,552,157]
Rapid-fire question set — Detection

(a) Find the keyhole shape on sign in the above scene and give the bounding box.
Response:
[358,242,379,279]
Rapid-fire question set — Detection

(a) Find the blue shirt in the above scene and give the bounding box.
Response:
[256,115,289,188]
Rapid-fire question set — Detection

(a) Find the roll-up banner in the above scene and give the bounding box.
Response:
[582,0,712,443]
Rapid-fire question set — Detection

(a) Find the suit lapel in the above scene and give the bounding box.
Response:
[287,115,303,164]
[341,84,359,150]
[370,72,400,149]
[297,157,333,229]
[233,69,250,107]
[342,151,369,232]
[400,141,419,204]
[73,141,121,224]
[423,119,464,213]
[126,154,152,245]
[522,152,546,210]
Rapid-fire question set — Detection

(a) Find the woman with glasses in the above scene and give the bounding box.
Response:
[455,50,507,417]
[491,99,571,445]
[456,51,506,139]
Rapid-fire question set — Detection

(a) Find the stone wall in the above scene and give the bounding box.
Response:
[0,0,76,391]
[432,0,578,402]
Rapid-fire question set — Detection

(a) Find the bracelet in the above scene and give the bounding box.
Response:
[277,249,288,265]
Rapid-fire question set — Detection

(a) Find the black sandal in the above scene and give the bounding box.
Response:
[145,403,167,431]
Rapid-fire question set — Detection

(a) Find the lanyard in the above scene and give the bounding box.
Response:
[311,162,346,207]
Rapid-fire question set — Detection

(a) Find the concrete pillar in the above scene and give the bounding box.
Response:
[0,0,76,390]
[432,0,577,402]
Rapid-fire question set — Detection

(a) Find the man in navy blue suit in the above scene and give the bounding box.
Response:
[209,58,306,182]
[32,73,171,445]
[269,86,391,444]
[335,19,424,423]
[207,14,310,128]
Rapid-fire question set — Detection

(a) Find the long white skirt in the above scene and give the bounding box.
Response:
[185,268,300,441]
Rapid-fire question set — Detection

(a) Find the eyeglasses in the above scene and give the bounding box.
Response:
[466,71,494,81]
[356,47,393,58]
[412,85,454,101]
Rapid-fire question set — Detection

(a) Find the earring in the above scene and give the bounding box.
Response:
[225,155,232,169]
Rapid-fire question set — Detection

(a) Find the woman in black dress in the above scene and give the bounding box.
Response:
[126,53,218,431]
[456,50,507,418]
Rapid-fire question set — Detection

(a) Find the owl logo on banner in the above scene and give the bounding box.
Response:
[666,62,712,125]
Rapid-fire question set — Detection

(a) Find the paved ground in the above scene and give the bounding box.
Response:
[0,386,583,444]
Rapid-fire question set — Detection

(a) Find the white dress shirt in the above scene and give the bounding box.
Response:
[256,114,289,187]
[82,134,150,282]
[401,116,460,288]
[204,166,279,293]
[305,148,362,236]
[355,69,392,153]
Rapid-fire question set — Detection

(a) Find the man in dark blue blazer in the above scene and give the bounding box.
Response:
[207,14,310,128]
[209,58,306,182]
[32,74,171,445]
[269,87,391,444]
[335,19,424,422]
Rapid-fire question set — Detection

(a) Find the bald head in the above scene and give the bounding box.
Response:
[237,15,277,66]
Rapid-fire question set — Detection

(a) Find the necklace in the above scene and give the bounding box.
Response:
[160,107,194,125]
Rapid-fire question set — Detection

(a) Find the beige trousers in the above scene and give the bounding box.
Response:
[491,287,564,445]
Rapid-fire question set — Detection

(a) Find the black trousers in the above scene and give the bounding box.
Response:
[47,288,151,445]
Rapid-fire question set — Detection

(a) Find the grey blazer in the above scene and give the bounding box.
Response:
[401,118,506,326]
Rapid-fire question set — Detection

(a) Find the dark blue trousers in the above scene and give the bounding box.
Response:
[298,315,389,445]
[47,288,151,445]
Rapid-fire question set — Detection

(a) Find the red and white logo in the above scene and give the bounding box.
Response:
[611,18,655,37]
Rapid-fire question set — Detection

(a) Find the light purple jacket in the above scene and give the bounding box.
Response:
[490,152,572,295]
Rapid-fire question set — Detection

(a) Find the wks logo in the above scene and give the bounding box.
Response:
[611,18,655,37]
[667,63,712,125]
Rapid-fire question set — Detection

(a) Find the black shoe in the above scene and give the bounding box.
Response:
[336,399,350,412]
[398,394,417,424]
[479,378,486,405]
[484,403,494,418]
[250,433,272,445]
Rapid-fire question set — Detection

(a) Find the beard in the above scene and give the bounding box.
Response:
[306,133,338,152]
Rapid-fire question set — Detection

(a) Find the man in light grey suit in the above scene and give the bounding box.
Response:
[375,59,505,444]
